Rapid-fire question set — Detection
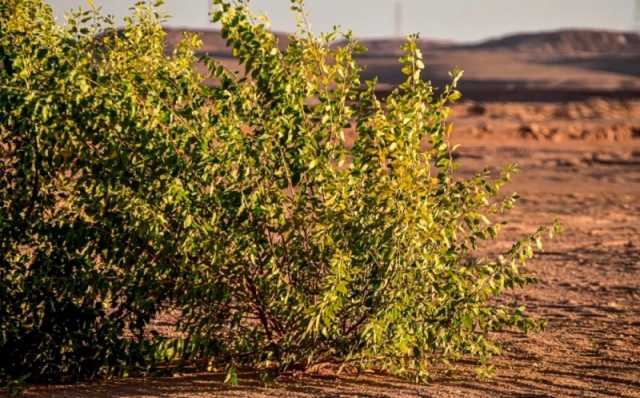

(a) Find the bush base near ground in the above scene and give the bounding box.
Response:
[0,0,556,386]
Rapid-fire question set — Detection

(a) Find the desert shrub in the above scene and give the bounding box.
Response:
[0,0,557,386]
[0,0,212,383]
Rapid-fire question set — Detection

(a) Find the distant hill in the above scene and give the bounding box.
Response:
[163,28,640,56]
[348,30,640,56]
[464,30,640,55]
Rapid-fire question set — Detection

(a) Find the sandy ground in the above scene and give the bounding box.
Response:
[17,99,640,398]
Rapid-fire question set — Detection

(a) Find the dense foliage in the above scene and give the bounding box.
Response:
[0,0,558,386]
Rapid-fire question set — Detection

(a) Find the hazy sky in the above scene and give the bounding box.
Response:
[48,0,636,42]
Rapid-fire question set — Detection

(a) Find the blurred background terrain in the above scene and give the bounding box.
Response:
[161,27,640,101]
[51,0,640,100]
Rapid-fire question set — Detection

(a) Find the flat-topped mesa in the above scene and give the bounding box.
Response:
[463,29,640,55]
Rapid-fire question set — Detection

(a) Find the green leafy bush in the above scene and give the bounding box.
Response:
[0,0,558,386]
[0,0,211,383]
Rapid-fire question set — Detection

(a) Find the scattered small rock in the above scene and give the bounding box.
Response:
[519,123,545,140]
[467,103,487,116]
[555,158,581,168]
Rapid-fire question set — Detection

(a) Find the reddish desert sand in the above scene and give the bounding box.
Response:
[20,98,640,398]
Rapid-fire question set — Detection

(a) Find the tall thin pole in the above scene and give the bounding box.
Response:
[635,0,640,32]
[394,1,403,38]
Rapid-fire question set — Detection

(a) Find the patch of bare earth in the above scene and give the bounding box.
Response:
[20,100,640,398]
